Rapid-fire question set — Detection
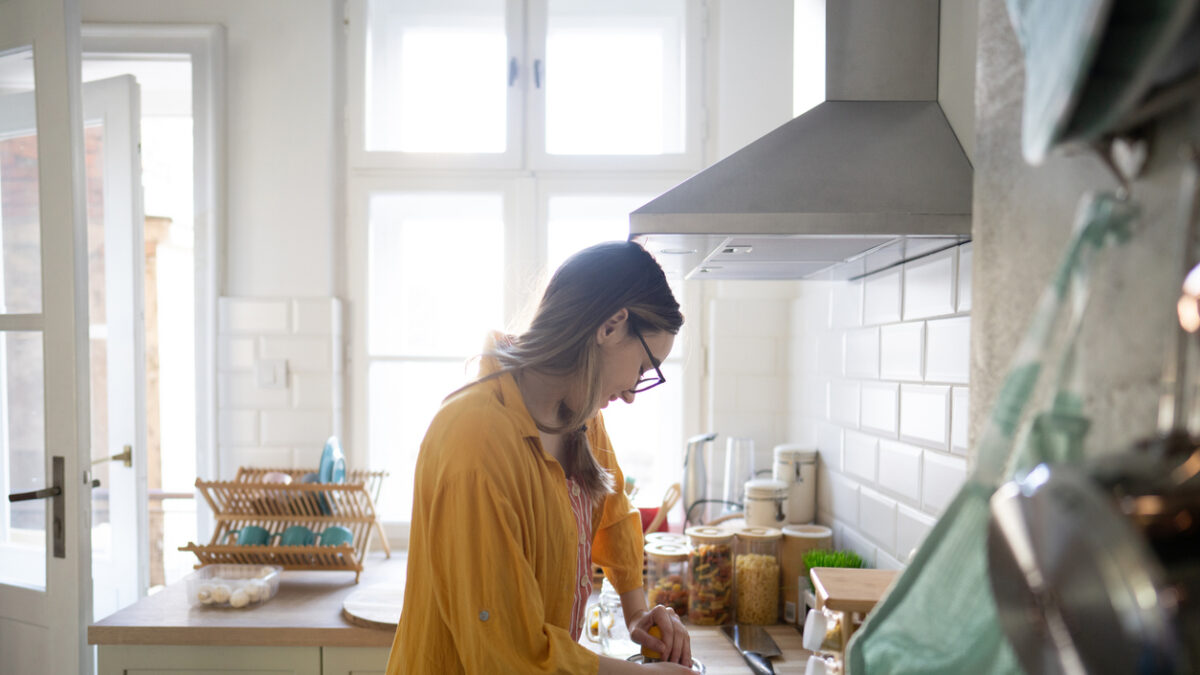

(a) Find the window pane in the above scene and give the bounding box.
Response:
[370,360,474,521]
[602,361,682,511]
[545,0,687,155]
[0,48,44,314]
[366,0,508,153]
[0,331,46,589]
[368,191,505,356]
[545,193,655,272]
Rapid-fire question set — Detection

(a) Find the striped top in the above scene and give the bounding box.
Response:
[566,477,594,641]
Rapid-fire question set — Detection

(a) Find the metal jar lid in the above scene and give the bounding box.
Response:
[773,444,817,464]
[645,531,688,546]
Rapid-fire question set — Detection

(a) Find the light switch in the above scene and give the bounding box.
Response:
[255,358,288,389]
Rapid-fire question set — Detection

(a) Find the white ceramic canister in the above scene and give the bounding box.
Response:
[773,445,817,524]
[743,478,789,528]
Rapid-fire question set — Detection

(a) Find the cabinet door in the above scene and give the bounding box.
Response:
[98,645,321,675]
[322,646,390,675]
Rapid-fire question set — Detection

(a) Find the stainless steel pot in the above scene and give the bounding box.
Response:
[987,440,1200,675]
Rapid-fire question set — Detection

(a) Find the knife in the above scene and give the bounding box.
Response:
[720,624,781,675]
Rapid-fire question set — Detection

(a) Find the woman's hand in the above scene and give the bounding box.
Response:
[629,605,692,667]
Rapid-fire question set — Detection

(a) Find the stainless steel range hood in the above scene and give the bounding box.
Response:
[631,0,973,280]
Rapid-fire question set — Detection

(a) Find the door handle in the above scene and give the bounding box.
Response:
[6,456,66,558]
[92,445,132,468]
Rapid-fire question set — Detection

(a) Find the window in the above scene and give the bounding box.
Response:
[348,1,705,527]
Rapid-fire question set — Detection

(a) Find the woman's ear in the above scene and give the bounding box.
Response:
[596,308,629,344]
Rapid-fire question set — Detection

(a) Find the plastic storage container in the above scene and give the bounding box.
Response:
[685,526,734,625]
[773,445,817,524]
[743,478,789,528]
[187,564,282,608]
[644,542,689,616]
[734,526,782,624]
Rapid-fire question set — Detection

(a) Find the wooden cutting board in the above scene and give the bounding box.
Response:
[342,581,406,630]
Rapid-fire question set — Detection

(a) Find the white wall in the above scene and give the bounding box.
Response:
[83,0,341,298]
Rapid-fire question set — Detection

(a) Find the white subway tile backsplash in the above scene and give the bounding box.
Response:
[875,549,905,570]
[720,299,790,337]
[260,336,332,372]
[817,423,843,471]
[830,280,864,328]
[817,332,844,377]
[220,298,290,335]
[829,381,861,427]
[922,451,967,514]
[925,317,971,383]
[219,373,290,410]
[957,243,972,312]
[880,323,925,381]
[800,334,820,373]
[220,337,256,371]
[904,249,956,320]
[878,440,922,503]
[843,431,878,482]
[803,282,832,330]
[897,504,937,563]
[841,527,877,567]
[844,327,880,378]
[951,387,970,454]
[736,375,788,413]
[711,337,779,375]
[863,267,902,325]
[830,473,860,526]
[802,377,827,419]
[899,384,950,449]
[292,373,334,410]
[219,410,259,446]
[859,487,897,550]
[292,298,335,335]
[860,382,899,435]
[261,410,334,446]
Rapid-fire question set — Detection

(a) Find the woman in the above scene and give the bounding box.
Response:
[387,241,693,673]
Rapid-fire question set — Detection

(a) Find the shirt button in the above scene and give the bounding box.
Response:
[571,484,580,497]
[479,610,489,622]
[579,576,588,587]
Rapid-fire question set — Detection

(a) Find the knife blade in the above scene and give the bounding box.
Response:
[720,624,780,675]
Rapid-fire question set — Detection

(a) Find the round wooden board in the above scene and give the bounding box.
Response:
[342,581,406,630]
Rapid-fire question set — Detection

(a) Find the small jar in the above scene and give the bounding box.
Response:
[744,478,789,528]
[773,445,818,524]
[685,526,734,625]
[734,526,782,625]
[644,542,689,616]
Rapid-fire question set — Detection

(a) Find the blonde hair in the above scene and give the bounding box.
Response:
[485,241,683,500]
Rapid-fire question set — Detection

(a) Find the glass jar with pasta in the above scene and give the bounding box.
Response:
[644,542,689,617]
[734,526,782,625]
[684,526,734,625]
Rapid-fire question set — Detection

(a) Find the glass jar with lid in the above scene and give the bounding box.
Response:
[734,526,782,624]
[684,526,734,625]
[644,542,689,616]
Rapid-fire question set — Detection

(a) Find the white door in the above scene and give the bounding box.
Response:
[82,74,149,623]
[0,0,97,673]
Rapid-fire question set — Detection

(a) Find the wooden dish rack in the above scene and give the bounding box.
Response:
[180,467,390,583]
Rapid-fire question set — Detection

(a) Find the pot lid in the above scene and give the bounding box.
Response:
[986,463,1186,674]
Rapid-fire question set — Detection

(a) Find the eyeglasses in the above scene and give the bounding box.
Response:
[630,328,666,394]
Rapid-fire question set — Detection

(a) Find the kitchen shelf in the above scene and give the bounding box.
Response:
[181,467,391,583]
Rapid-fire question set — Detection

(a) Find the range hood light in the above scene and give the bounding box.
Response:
[722,245,754,255]
[658,247,698,255]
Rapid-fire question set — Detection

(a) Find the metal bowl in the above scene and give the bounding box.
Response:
[626,654,706,673]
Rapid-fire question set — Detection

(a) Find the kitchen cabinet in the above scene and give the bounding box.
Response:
[323,647,389,675]
[98,645,321,675]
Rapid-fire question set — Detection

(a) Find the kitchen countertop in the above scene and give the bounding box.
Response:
[88,552,404,648]
[90,553,814,671]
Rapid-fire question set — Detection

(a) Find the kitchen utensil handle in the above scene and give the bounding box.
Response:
[740,651,775,675]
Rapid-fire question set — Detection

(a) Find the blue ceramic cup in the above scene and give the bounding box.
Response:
[319,526,353,547]
[278,525,316,546]
[226,525,273,546]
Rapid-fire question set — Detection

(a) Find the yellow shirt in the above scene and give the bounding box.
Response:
[386,366,644,674]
